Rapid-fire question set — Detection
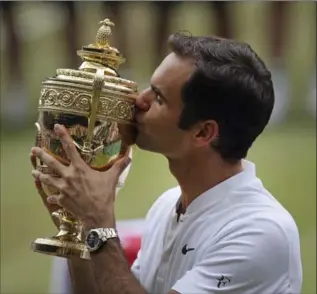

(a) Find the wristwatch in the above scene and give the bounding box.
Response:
[85,228,118,252]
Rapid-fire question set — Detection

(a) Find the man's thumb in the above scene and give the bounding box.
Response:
[111,156,131,179]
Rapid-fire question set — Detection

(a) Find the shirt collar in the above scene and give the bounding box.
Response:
[175,160,256,216]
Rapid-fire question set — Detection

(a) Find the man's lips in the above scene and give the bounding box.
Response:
[134,105,147,123]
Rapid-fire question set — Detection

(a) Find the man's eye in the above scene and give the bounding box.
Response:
[155,94,163,104]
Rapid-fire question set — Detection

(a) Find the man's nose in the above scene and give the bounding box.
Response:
[135,89,151,111]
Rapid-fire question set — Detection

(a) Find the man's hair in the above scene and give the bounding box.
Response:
[168,33,275,162]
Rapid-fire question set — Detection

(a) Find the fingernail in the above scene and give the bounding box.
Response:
[125,157,132,166]
[47,196,58,204]
[54,124,62,133]
[31,170,40,178]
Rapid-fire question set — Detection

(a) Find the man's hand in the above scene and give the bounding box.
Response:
[31,124,131,229]
[32,174,61,229]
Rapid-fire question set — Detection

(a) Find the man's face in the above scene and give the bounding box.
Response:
[135,53,196,159]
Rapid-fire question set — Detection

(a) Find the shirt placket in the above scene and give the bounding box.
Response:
[154,212,183,293]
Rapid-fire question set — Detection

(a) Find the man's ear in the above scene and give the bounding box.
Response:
[192,120,219,148]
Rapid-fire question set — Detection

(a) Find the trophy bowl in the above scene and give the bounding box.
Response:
[30,18,138,260]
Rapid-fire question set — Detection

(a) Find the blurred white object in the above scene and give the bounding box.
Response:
[50,218,145,294]
[115,147,133,196]
[268,67,289,125]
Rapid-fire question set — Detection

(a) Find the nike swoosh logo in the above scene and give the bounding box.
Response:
[182,244,195,255]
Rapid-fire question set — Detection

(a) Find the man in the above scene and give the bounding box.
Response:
[31,33,302,294]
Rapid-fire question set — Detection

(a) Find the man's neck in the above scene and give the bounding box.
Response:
[168,153,243,212]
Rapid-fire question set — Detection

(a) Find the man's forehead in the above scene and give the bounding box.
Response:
[151,53,195,85]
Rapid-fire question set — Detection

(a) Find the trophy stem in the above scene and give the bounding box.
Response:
[31,208,90,260]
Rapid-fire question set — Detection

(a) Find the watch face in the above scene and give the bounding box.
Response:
[86,231,100,250]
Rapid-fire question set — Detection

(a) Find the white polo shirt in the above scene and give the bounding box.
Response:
[131,160,302,294]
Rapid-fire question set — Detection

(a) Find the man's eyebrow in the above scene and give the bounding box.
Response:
[150,84,168,102]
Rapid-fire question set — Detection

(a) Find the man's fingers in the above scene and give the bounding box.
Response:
[31,147,66,176]
[47,195,60,205]
[109,152,132,182]
[30,153,37,169]
[35,178,48,202]
[54,124,83,167]
[111,146,132,179]
[32,170,62,190]
[47,194,68,210]
[34,179,60,209]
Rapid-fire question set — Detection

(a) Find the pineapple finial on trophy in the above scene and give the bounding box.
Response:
[96,18,115,48]
[77,18,125,70]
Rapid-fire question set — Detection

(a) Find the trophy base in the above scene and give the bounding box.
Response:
[31,237,90,260]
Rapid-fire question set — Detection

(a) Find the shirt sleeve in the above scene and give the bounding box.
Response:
[172,214,301,294]
[49,257,73,294]
[130,187,181,284]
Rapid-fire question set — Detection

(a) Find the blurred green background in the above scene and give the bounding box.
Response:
[0,2,316,294]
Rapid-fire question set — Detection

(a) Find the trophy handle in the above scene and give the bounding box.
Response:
[84,69,105,152]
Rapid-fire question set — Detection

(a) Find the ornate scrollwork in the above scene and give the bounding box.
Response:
[40,89,91,112]
[39,86,135,124]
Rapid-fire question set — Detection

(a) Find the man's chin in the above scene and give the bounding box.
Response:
[135,137,147,150]
[135,135,153,152]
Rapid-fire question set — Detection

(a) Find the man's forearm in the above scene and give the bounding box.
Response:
[67,259,98,294]
[90,239,147,294]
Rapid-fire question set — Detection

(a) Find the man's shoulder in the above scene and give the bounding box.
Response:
[212,199,300,249]
[198,178,300,249]
[226,173,298,235]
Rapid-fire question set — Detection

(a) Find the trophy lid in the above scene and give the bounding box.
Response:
[77,18,125,70]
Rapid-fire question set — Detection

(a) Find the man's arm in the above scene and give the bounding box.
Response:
[67,240,180,294]
[84,210,178,294]
[67,208,146,294]
[90,238,180,294]
[90,238,147,294]
[67,259,98,294]
[66,235,142,294]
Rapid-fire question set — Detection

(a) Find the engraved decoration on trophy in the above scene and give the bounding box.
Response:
[30,18,138,260]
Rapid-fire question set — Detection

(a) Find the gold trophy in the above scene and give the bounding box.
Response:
[30,18,138,260]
